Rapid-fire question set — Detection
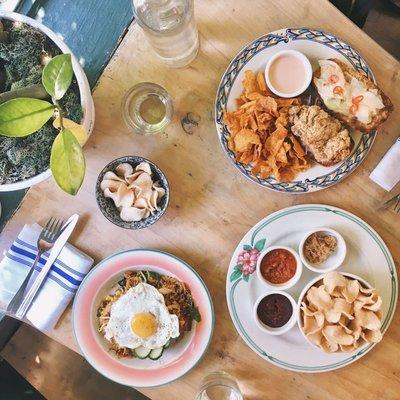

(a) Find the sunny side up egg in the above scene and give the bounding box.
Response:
[104,282,180,349]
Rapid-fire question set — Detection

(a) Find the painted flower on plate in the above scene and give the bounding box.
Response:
[230,239,266,282]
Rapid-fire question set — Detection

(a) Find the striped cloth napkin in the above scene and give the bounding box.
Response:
[0,223,93,331]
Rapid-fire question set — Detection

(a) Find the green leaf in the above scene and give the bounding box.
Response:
[191,306,201,323]
[42,54,73,100]
[0,98,54,137]
[242,274,250,282]
[234,264,241,272]
[243,244,252,251]
[50,128,85,195]
[254,239,266,251]
[230,270,242,282]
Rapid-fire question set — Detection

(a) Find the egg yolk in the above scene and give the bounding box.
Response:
[130,312,158,338]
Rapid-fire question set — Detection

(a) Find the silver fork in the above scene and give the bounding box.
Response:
[381,193,400,213]
[6,217,64,316]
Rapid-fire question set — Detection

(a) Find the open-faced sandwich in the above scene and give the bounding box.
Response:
[97,270,200,360]
[313,59,393,133]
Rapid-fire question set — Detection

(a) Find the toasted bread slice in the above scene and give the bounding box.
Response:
[313,58,393,133]
[288,105,352,167]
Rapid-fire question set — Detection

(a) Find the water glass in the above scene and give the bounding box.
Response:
[195,371,243,400]
[122,82,173,135]
[132,0,199,67]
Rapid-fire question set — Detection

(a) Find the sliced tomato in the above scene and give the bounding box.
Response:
[333,86,344,95]
[352,95,364,105]
[328,74,339,84]
[350,104,359,114]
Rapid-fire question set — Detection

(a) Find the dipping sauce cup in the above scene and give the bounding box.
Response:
[265,50,312,98]
[253,291,297,335]
[256,246,302,291]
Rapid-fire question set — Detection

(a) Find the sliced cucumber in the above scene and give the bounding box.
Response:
[134,346,151,359]
[164,339,171,349]
[149,347,164,360]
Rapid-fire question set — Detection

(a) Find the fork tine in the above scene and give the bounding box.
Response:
[44,217,53,230]
[51,219,63,240]
[43,217,55,237]
[55,219,64,236]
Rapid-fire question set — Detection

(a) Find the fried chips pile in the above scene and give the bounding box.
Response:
[300,272,382,353]
[224,70,310,181]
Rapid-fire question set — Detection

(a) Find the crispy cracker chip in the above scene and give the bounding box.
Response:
[301,272,383,353]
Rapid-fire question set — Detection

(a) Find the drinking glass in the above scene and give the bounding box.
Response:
[195,371,243,400]
[132,0,199,68]
[122,82,173,135]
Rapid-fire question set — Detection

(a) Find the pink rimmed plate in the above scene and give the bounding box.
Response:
[73,249,214,387]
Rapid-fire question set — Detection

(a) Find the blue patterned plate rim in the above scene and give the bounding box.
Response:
[215,27,377,194]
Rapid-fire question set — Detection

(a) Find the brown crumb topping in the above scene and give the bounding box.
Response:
[304,232,337,264]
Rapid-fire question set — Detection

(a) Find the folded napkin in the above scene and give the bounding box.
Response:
[370,138,400,191]
[0,223,93,331]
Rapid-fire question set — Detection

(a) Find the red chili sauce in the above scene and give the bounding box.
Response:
[260,249,296,284]
[257,293,293,328]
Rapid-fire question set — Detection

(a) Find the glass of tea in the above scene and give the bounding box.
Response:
[122,82,173,135]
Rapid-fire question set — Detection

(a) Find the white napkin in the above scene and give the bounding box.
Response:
[370,138,400,191]
[0,223,93,331]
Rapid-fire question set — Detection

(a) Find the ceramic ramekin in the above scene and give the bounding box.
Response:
[253,291,297,335]
[264,49,312,98]
[256,245,303,291]
[299,227,346,273]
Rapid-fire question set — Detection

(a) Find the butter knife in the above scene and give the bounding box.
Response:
[14,214,79,320]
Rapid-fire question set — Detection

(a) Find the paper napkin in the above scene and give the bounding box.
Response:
[0,223,93,331]
[370,138,400,191]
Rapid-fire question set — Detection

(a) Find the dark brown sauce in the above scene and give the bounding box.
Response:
[257,293,293,328]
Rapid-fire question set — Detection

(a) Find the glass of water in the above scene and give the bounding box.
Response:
[195,371,243,400]
[132,0,199,68]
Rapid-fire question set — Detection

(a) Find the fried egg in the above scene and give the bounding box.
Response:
[104,282,180,349]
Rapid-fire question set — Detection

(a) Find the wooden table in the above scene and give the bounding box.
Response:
[1,0,399,398]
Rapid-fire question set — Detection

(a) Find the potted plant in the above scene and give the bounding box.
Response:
[0,11,94,193]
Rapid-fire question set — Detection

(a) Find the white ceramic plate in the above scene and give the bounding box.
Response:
[215,28,376,193]
[226,204,397,372]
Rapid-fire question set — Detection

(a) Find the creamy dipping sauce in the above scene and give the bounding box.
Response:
[268,54,307,94]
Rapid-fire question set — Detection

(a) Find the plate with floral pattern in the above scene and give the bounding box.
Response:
[226,204,397,372]
[215,28,376,193]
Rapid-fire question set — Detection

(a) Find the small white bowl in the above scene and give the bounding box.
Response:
[264,49,312,98]
[256,246,302,291]
[299,227,346,273]
[254,291,297,335]
[297,272,373,350]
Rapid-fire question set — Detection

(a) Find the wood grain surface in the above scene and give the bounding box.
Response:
[1,1,399,399]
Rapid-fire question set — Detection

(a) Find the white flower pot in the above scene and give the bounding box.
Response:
[0,11,95,192]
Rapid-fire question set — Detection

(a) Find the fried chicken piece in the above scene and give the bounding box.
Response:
[288,105,352,166]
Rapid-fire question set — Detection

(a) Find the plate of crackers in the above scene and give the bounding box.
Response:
[215,28,393,193]
[226,204,397,372]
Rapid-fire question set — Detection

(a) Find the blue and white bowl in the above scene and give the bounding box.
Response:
[95,156,170,229]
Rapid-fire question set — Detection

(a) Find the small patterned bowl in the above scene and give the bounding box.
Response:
[95,156,170,229]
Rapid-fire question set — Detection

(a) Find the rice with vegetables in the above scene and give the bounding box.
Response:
[97,270,201,359]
